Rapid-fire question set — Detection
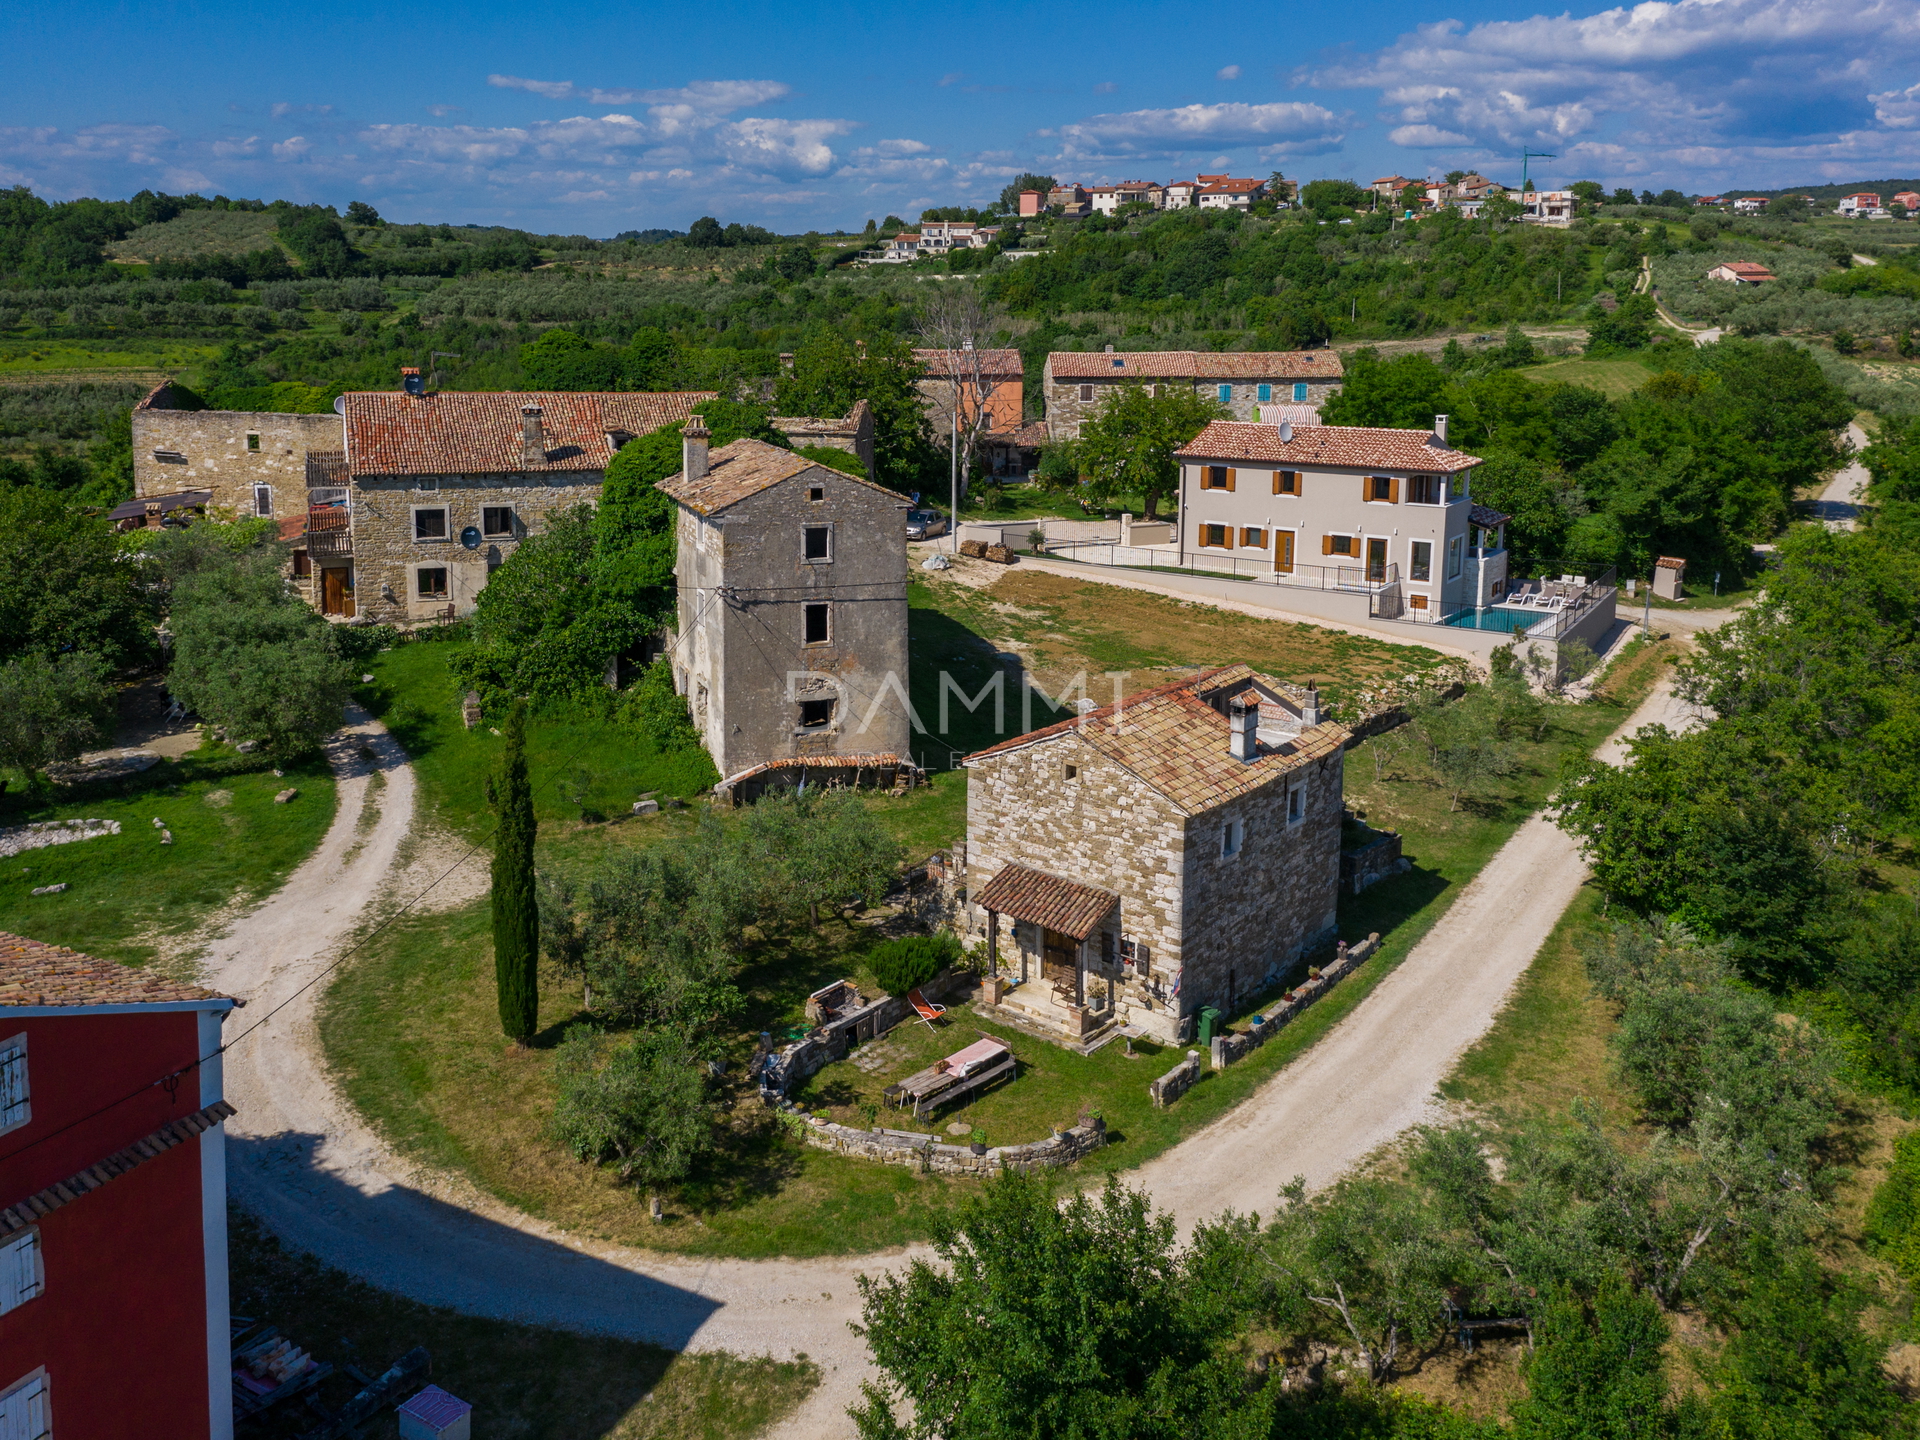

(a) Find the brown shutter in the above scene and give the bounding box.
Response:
[1196,526,1205,549]
[1362,476,1372,502]
[1225,467,1237,492]
[1322,533,1334,556]
[1388,475,1401,504]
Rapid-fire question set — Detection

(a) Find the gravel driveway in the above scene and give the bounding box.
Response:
[207,682,1696,1437]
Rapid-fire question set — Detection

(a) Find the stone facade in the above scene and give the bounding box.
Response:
[132,382,342,526]
[664,436,912,780]
[347,471,603,625]
[962,666,1347,1046]
[771,399,876,482]
[1042,351,1344,438]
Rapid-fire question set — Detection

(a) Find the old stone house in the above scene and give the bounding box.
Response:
[659,421,912,783]
[132,381,342,528]
[911,348,1025,447]
[770,399,876,480]
[961,665,1348,1047]
[1043,349,1344,438]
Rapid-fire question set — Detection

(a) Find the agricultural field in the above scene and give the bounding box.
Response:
[106,209,285,262]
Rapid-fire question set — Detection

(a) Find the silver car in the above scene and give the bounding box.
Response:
[906,509,948,540]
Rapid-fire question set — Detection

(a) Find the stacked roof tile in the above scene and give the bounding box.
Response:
[656,437,907,516]
[0,1101,236,1239]
[0,934,231,1008]
[343,390,715,477]
[1048,351,1343,380]
[972,863,1118,939]
[1175,420,1483,474]
[968,664,1349,814]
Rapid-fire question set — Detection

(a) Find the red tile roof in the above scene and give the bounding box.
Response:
[968,664,1348,815]
[0,1100,235,1239]
[973,862,1118,940]
[717,752,905,790]
[1201,179,1265,193]
[1049,350,1343,381]
[343,390,715,477]
[1175,420,1483,474]
[1714,262,1774,278]
[657,437,907,516]
[912,348,1025,378]
[0,933,231,1008]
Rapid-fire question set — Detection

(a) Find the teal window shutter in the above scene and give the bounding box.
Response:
[1293,382,1308,402]
[1257,383,1271,402]
[1218,384,1232,403]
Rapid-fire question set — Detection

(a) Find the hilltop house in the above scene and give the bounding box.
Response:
[1172,416,1498,620]
[1839,192,1885,217]
[1,934,239,1440]
[1043,349,1344,438]
[1707,261,1775,285]
[658,420,912,785]
[961,666,1348,1046]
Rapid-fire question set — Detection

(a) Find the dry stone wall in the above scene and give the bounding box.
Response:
[1206,932,1379,1073]
[772,1103,1106,1176]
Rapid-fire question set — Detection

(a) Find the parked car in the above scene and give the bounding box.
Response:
[906,509,948,540]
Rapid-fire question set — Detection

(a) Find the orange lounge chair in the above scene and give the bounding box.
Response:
[907,989,947,1029]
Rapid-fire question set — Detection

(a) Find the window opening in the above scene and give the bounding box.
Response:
[416,567,449,599]
[803,602,829,644]
[1201,523,1229,548]
[1409,474,1442,505]
[413,508,448,541]
[482,506,513,537]
[798,698,835,729]
[1240,527,1265,549]
[1447,536,1464,579]
[1217,384,1232,402]
[1292,382,1308,402]
[808,486,825,501]
[246,432,261,452]
[803,525,832,562]
[0,1372,48,1440]
[1079,384,1094,402]
[1287,782,1306,825]
[0,1037,26,1133]
[1257,383,1271,402]
[1366,475,1394,502]
[1410,540,1433,582]
[253,484,272,517]
[0,1231,41,1315]
[1221,818,1244,856]
[1273,470,1298,495]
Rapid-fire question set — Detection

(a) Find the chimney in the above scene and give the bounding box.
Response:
[683,413,711,484]
[1433,413,1449,446]
[1228,697,1258,763]
[1104,343,1114,353]
[520,404,546,466]
[1301,685,1322,727]
[401,366,424,397]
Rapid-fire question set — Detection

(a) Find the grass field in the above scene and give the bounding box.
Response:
[321,608,1673,1259]
[0,743,337,969]
[0,341,220,379]
[1521,356,1659,398]
[230,1208,818,1440]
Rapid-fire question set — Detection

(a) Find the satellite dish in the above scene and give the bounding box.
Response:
[460,526,481,550]
[333,395,346,414]
[1279,420,1294,443]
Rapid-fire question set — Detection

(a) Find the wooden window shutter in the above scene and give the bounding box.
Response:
[1322,533,1334,556]
[1361,475,1371,502]
[1225,467,1237,491]
[1388,475,1401,504]
[1196,526,1205,549]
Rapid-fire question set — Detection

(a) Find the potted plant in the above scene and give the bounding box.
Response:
[970,1131,988,1156]
[1084,1109,1106,1133]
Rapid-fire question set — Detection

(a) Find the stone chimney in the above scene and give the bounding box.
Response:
[520,404,546,466]
[1228,697,1258,763]
[1301,685,1322,727]
[1104,343,1114,353]
[1433,413,1449,446]
[683,413,711,484]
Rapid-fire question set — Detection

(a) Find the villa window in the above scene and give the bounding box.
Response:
[1410,540,1432,582]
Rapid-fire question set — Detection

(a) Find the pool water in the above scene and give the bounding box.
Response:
[1439,607,1545,634]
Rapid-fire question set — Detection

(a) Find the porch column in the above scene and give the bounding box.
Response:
[1075,938,1086,1007]
[986,910,999,978]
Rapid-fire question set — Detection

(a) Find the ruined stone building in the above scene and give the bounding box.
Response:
[961,666,1347,1046]
[658,419,912,785]
[769,399,876,482]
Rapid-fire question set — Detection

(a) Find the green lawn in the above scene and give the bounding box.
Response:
[321,611,1675,1258]
[0,744,337,968]
[229,1208,818,1440]
[1521,356,1658,398]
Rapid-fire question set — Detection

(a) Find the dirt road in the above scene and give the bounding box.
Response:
[209,680,1696,1438]
[1814,422,1870,530]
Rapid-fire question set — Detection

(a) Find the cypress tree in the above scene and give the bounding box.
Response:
[492,699,539,1043]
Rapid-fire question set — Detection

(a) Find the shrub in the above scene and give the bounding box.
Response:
[623,657,700,751]
[868,933,963,996]
[1864,1131,1920,1289]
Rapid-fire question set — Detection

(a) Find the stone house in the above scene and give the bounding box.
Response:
[335,387,711,624]
[911,348,1025,445]
[1043,349,1344,438]
[771,399,876,480]
[1706,261,1774,285]
[1197,178,1266,210]
[658,421,912,783]
[132,381,341,528]
[1173,416,1498,620]
[961,665,1349,1046]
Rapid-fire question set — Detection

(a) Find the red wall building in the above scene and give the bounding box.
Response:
[0,934,237,1440]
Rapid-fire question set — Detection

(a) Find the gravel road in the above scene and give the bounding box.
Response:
[207,680,1697,1438]
[1814,422,1869,531]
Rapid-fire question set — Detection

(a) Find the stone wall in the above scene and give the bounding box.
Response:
[1044,375,1342,439]
[773,1101,1106,1175]
[1206,932,1379,1073]
[348,471,604,625]
[1339,831,1408,895]
[132,394,343,525]
[1149,1050,1203,1107]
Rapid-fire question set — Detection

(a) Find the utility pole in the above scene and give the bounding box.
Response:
[1642,568,1653,636]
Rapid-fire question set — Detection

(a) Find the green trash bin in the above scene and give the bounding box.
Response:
[1198,1007,1223,1048]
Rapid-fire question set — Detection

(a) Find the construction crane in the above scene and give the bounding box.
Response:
[1520,149,1556,194]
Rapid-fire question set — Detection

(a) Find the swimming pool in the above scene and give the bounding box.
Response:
[1439,607,1545,634]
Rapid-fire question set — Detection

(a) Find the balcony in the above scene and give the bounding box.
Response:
[307,505,352,559]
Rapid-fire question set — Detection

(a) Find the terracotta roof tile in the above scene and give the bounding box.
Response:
[0,1101,235,1239]
[717,753,904,790]
[0,933,231,1008]
[344,390,715,477]
[1048,350,1344,381]
[1470,503,1512,528]
[973,863,1118,940]
[967,664,1349,815]
[656,437,909,517]
[912,349,1025,378]
[1175,420,1484,474]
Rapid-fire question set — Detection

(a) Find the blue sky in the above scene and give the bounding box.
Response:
[3,0,1916,233]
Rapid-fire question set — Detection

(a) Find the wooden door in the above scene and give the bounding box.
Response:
[1366,537,1388,583]
[1274,530,1295,573]
[321,567,346,615]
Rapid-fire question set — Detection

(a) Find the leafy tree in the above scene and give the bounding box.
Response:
[1864,1130,1920,1289]
[520,328,625,390]
[1076,383,1223,518]
[736,787,904,927]
[1509,1281,1682,1440]
[853,1173,1262,1438]
[776,326,931,488]
[1466,454,1575,575]
[623,657,700,751]
[0,651,114,789]
[1033,438,1081,494]
[1320,349,1449,429]
[1586,294,1658,352]
[549,1025,711,1185]
[278,206,361,277]
[344,201,383,227]
[623,326,679,388]
[1301,178,1369,214]
[867,934,962,997]
[491,700,539,1044]
[0,485,155,668]
[996,174,1057,213]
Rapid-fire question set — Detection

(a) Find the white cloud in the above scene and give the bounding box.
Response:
[486,75,789,110]
[426,104,464,118]
[211,135,260,157]
[1054,100,1344,158]
[1216,65,1242,81]
[271,136,311,160]
[271,102,334,119]
[1318,0,1920,184]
